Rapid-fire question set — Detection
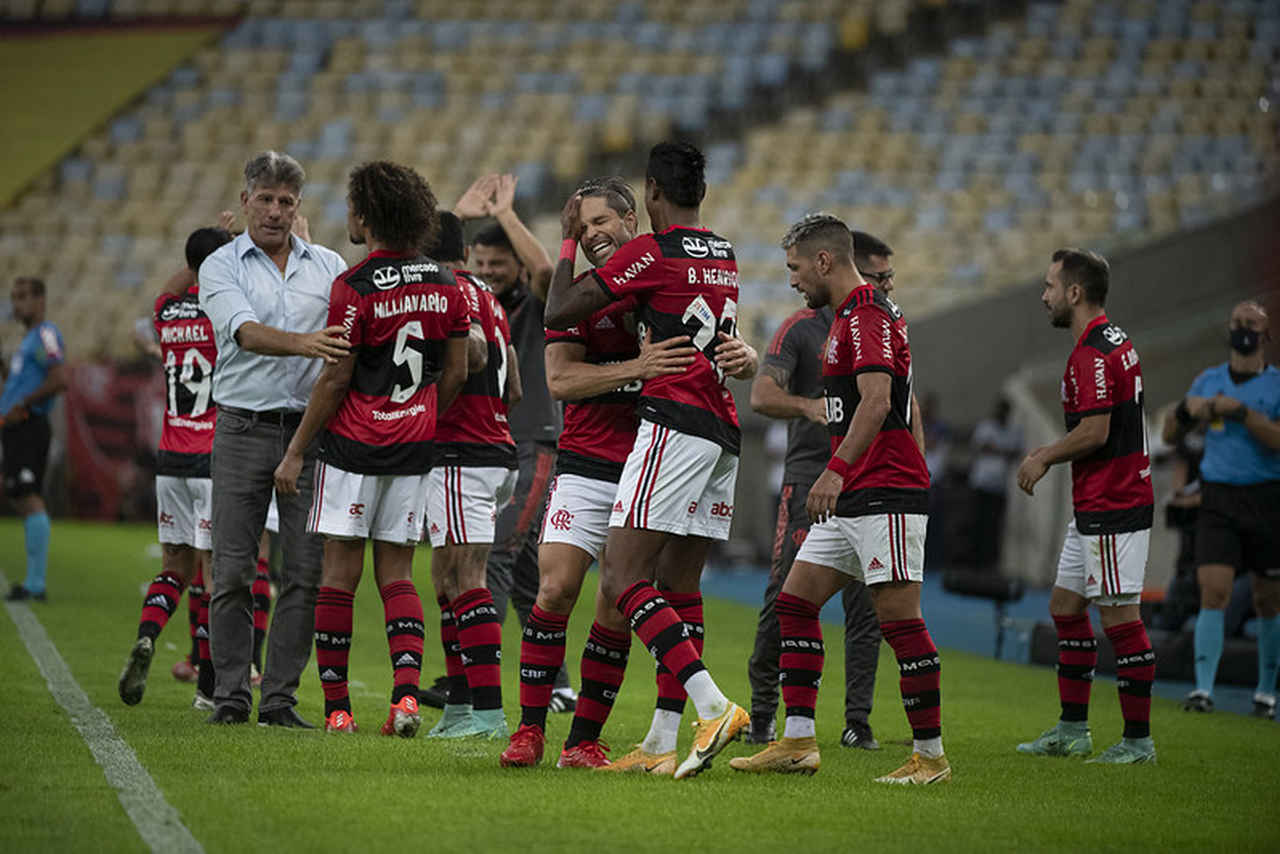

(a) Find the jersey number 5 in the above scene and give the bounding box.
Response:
[390,321,424,404]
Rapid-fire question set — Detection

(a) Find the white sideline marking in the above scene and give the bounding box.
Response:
[1,570,204,854]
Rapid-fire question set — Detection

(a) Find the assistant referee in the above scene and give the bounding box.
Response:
[1163,300,1280,718]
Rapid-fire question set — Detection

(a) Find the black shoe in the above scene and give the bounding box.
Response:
[206,704,250,725]
[841,723,880,750]
[1182,691,1214,713]
[418,674,448,710]
[257,706,316,729]
[743,713,777,745]
[5,584,45,602]
[1252,693,1276,719]
[548,687,578,714]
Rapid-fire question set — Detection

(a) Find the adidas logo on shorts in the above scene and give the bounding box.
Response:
[867,557,884,571]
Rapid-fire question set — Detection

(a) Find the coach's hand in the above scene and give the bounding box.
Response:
[297,326,351,363]
[1016,450,1048,496]
[806,469,843,524]
[803,397,828,426]
[560,193,584,242]
[1209,393,1247,420]
[714,332,755,379]
[637,330,696,378]
[274,449,304,496]
[1183,396,1211,420]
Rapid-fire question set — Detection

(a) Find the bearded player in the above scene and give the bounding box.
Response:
[730,214,950,785]
[545,142,757,779]
[273,161,469,737]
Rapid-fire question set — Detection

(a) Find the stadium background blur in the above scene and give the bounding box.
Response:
[0,0,1276,594]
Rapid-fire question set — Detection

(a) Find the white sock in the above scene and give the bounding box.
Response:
[683,670,727,719]
[914,737,943,759]
[641,709,682,754]
[784,715,815,739]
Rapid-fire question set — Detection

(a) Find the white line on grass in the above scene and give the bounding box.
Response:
[1,570,204,854]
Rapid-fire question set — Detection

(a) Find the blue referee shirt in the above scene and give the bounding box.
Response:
[0,322,65,417]
[1188,362,1280,485]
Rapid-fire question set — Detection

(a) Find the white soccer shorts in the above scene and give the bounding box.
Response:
[794,512,927,585]
[156,475,213,551]
[264,492,279,534]
[540,473,618,557]
[1055,520,1149,606]
[307,461,428,544]
[610,420,739,541]
[424,465,518,547]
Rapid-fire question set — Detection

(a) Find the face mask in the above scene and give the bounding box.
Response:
[1230,327,1260,355]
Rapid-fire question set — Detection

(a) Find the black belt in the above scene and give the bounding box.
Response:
[219,405,303,427]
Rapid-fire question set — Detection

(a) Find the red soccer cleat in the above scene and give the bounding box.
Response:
[380,695,421,738]
[500,724,546,767]
[171,658,198,683]
[557,740,611,769]
[325,710,358,733]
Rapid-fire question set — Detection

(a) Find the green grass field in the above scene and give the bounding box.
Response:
[1,520,1277,853]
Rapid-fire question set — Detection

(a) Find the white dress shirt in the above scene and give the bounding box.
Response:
[199,231,347,412]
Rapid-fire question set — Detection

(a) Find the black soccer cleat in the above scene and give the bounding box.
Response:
[418,674,448,710]
[1182,691,1214,713]
[841,722,880,750]
[118,636,155,706]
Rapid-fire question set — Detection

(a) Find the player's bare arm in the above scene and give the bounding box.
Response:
[911,393,925,454]
[749,363,826,424]
[489,174,554,302]
[1016,412,1109,496]
[273,354,355,496]
[545,331,695,401]
[714,331,758,380]
[437,335,470,413]
[453,174,499,220]
[234,321,351,363]
[545,194,613,329]
[5,362,69,425]
[807,370,893,524]
[505,343,523,409]
[467,320,488,374]
[1210,393,1280,450]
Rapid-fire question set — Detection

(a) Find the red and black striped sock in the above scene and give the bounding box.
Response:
[777,592,823,725]
[1106,620,1155,739]
[436,593,470,705]
[617,582,705,686]
[454,587,503,712]
[187,569,203,662]
[1053,614,1097,723]
[519,605,569,731]
[252,558,271,671]
[196,588,214,697]
[315,587,355,716]
[381,580,425,704]
[654,591,704,714]
[566,621,630,748]
[882,618,942,742]
[137,571,186,640]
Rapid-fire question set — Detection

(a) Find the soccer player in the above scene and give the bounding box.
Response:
[117,227,231,705]
[744,230,914,749]
[499,177,701,769]
[273,161,469,736]
[2,277,67,603]
[729,214,948,784]
[1162,300,1280,718]
[420,211,523,740]
[545,142,756,779]
[1014,248,1157,764]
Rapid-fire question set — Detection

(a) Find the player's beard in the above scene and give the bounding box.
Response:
[1049,305,1071,328]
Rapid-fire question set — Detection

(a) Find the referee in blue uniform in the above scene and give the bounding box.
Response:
[1,277,68,602]
[1163,300,1280,717]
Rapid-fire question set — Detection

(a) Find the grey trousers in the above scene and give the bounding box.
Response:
[748,482,882,726]
[209,408,323,714]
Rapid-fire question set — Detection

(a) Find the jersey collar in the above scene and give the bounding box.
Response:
[1076,313,1109,347]
[836,283,876,314]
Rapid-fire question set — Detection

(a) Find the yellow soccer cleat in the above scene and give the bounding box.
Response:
[728,736,820,775]
[873,752,951,785]
[597,746,677,776]
[673,702,750,780]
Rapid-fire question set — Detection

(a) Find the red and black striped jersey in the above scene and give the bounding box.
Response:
[822,284,929,517]
[155,285,216,478]
[1061,314,1153,534]
[320,250,470,475]
[434,270,518,469]
[545,281,640,483]
[590,225,740,454]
